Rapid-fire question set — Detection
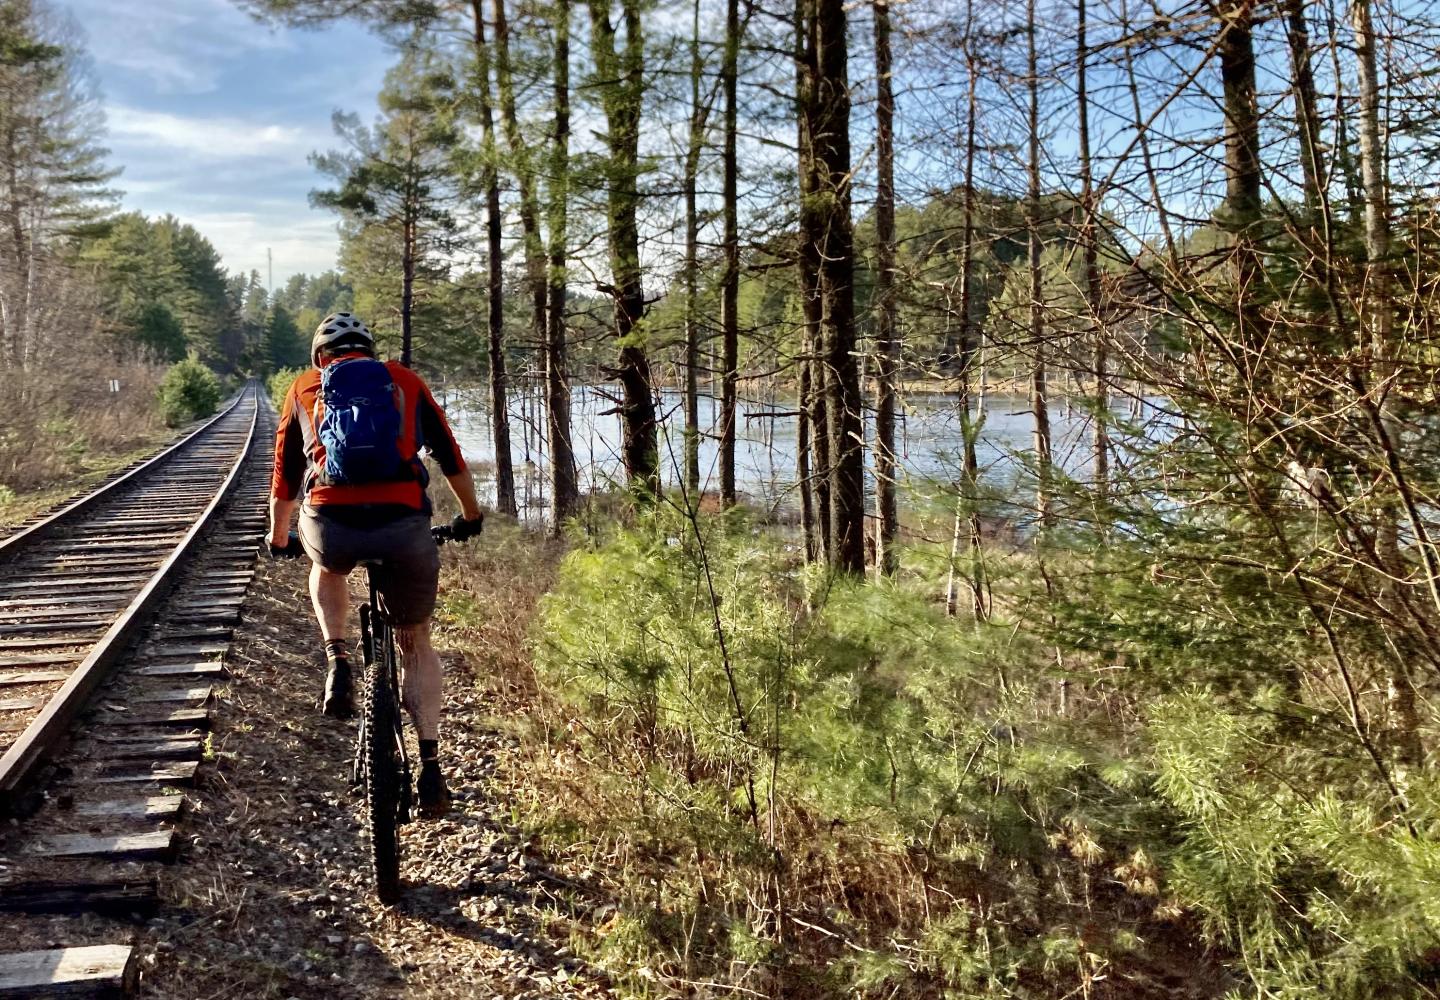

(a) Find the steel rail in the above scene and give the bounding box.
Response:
[0,389,249,563]
[0,385,261,812]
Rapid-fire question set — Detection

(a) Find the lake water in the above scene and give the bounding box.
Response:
[437,383,1129,522]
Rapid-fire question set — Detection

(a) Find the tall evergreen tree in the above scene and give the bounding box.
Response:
[311,51,460,368]
[0,0,115,368]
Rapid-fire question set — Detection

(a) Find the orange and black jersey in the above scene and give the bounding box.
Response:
[271,354,467,512]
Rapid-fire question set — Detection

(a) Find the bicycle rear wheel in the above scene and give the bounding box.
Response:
[361,604,403,904]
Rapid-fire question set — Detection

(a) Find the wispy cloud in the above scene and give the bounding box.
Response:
[60,0,395,284]
[106,105,310,161]
[62,0,294,94]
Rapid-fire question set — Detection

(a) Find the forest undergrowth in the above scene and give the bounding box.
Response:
[433,496,1439,1000]
[0,361,172,523]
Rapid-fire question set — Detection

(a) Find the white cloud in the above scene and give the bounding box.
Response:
[170,210,341,284]
[107,105,310,161]
[61,0,294,93]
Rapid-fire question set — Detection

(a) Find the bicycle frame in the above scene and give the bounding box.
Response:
[348,523,464,903]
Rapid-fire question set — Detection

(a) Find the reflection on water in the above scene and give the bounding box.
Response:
[438,383,1134,521]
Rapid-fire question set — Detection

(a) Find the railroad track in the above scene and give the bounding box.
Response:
[0,383,273,997]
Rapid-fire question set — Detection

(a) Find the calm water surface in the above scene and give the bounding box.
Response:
[437,384,1130,521]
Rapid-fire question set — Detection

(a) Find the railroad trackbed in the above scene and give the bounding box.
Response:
[0,385,272,997]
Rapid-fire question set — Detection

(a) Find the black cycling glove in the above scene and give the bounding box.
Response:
[266,532,305,559]
[449,513,485,542]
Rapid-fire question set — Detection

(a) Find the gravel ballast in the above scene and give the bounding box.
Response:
[138,547,614,1000]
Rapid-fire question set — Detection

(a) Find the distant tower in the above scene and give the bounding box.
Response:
[267,248,273,295]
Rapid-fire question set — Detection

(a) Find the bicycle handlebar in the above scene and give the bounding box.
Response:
[432,513,484,546]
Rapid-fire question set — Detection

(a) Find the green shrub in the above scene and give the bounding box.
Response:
[157,356,221,427]
[529,509,1131,996]
[267,366,306,405]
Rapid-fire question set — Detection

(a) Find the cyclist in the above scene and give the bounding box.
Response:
[266,312,485,818]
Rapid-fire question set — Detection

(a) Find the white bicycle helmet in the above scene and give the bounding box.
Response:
[311,312,375,366]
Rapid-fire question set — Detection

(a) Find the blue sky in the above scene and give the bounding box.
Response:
[62,0,395,287]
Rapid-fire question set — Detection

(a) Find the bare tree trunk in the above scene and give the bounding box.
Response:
[469,0,517,516]
[683,0,706,496]
[1026,0,1051,529]
[546,0,577,525]
[1284,0,1324,215]
[956,0,985,617]
[588,0,658,495]
[401,209,416,368]
[1327,10,1365,220]
[719,0,740,508]
[1218,0,1262,358]
[796,0,828,558]
[3,133,26,369]
[798,333,818,560]
[805,0,862,571]
[872,0,899,575]
[1350,0,1419,764]
[1077,0,1106,509]
[492,0,548,359]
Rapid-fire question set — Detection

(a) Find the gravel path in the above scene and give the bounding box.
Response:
[138,547,615,1000]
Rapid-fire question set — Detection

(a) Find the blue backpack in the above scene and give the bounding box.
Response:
[315,358,406,485]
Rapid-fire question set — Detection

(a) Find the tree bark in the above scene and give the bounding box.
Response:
[469,0,517,516]
[1026,0,1051,529]
[806,0,862,571]
[547,0,578,525]
[400,209,415,368]
[1350,0,1419,764]
[588,0,658,495]
[945,0,984,618]
[797,327,818,560]
[872,0,898,575]
[795,0,827,558]
[719,0,741,508]
[1076,0,1106,508]
[492,0,549,355]
[1217,0,1263,359]
[683,0,706,496]
[1283,0,1323,215]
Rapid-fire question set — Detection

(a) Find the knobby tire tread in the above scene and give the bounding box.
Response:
[363,626,402,905]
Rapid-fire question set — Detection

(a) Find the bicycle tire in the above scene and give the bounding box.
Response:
[362,610,403,905]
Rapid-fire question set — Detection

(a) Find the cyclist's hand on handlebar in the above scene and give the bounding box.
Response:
[449,512,484,542]
[265,532,305,559]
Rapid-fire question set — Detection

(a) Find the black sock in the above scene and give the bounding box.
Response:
[419,739,438,763]
[325,638,349,664]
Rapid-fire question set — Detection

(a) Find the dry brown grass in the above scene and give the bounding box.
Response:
[0,360,170,500]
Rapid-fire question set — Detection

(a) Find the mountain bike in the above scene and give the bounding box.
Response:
[351,522,459,904]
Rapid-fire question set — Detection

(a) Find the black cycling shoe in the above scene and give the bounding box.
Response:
[416,759,452,818]
[322,658,354,719]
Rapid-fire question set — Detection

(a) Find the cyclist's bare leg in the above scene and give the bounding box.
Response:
[396,620,442,741]
[309,563,351,642]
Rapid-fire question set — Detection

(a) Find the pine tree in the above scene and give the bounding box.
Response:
[0,0,115,368]
[311,51,460,368]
